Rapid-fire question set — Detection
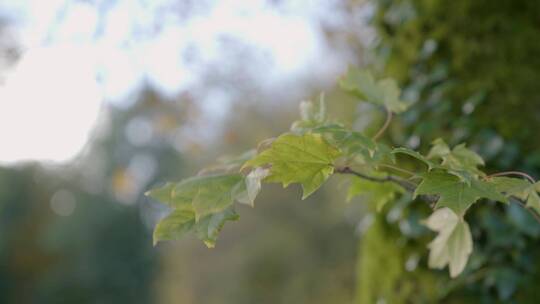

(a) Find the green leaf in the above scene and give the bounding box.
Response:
[339,67,409,113]
[391,147,437,170]
[423,208,473,278]
[194,207,240,248]
[312,123,376,155]
[243,133,341,199]
[145,182,176,205]
[445,144,485,174]
[488,177,531,199]
[427,139,485,180]
[189,175,244,220]
[427,138,451,159]
[153,207,239,248]
[147,174,245,220]
[415,171,507,216]
[347,176,405,211]
[369,143,396,164]
[153,209,195,246]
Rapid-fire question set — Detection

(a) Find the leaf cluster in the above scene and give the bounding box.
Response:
[147,67,540,278]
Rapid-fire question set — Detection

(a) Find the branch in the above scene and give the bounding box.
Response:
[372,108,393,140]
[509,196,540,223]
[336,166,416,192]
[486,171,536,184]
[335,166,540,223]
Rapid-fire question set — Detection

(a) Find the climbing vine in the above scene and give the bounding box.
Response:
[146,67,540,278]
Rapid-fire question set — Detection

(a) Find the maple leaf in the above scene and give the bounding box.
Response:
[339,67,409,113]
[243,133,341,199]
[146,174,245,220]
[415,171,507,216]
[153,207,239,248]
[392,147,438,170]
[427,138,485,181]
[423,208,473,278]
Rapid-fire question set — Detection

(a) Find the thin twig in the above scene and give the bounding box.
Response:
[336,166,417,192]
[372,108,393,140]
[486,171,536,184]
[509,197,540,223]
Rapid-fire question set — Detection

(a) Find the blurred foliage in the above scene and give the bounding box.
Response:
[356,0,540,302]
[0,90,187,303]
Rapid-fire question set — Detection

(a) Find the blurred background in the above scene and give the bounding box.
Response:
[0,0,540,303]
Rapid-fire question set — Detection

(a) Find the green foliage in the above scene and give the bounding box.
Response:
[415,171,506,216]
[147,67,540,282]
[339,67,410,113]
[360,0,540,301]
[356,214,440,304]
[392,147,436,170]
[146,173,246,246]
[152,207,239,248]
[243,133,341,199]
[490,177,540,213]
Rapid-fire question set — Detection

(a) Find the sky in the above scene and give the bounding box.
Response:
[0,0,366,164]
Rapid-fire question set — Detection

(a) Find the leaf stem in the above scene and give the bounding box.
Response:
[486,171,536,184]
[335,166,417,193]
[377,164,418,178]
[509,197,540,223]
[372,108,392,141]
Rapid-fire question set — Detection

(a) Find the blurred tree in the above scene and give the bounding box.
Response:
[0,90,188,304]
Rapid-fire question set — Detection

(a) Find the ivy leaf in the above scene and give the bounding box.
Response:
[347,175,405,211]
[153,207,239,248]
[147,174,245,220]
[339,67,409,113]
[243,133,341,199]
[423,208,473,278]
[391,147,437,170]
[415,171,507,216]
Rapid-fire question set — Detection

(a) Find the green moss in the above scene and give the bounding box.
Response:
[356,214,439,304]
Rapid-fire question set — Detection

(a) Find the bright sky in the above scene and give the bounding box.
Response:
[0,0,358,164]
